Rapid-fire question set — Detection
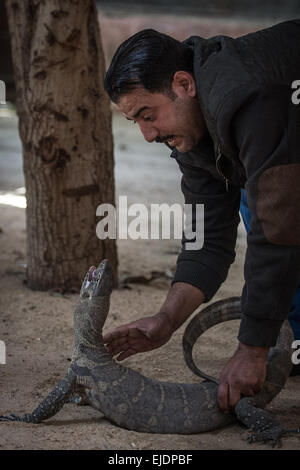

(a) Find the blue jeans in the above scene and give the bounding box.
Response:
[240,189,300,340]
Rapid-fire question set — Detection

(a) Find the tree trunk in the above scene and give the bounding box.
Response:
[6,0,117,291]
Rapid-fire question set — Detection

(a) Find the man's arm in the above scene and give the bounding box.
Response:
[233,87,300,346]
[172,158,240,299]
[104,158,240,365]
[217,85,300,411]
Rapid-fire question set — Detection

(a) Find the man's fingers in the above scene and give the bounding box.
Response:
[218,381,256,413]
[218,381,243,413]
[228,384,242,411]
[104,324,147,343]
[217,382,230,413]
[242,388,255,397]
[106,339,130,357]
[103,329,125,344]
[104,325,152,357]
[105,335,129,349]
[116,348,137,361]
[103,325,134,345]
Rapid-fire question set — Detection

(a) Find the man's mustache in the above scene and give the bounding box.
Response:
[155,135,174,144]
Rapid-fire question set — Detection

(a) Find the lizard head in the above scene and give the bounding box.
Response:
[80,259,113,300]
[73,260,114,355]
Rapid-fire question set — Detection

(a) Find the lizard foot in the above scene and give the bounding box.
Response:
[235,397,292,447]
[247,423,285,447]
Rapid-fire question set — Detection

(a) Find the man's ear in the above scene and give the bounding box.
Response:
[172,71,197,98]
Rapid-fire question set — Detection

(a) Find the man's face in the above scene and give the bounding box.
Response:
[116,72,207,153]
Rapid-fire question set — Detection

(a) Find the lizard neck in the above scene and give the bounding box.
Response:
[73,296,110,353]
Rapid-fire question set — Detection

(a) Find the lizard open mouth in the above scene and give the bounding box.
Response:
[88,265,97,281]
[82,260,113,298]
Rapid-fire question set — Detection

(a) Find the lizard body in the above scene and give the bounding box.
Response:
[1,260,297,443]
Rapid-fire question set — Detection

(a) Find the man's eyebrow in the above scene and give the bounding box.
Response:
[125,106,150,121]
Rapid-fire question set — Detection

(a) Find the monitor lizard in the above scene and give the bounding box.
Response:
[1,260,298,445]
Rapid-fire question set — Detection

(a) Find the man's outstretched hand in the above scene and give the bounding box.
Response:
[103,281,205,362]
[103,312,174,361]
[217,342,269,413]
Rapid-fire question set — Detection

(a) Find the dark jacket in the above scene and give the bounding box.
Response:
[170,19,300,347]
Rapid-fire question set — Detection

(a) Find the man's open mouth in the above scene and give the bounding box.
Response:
[166,136,175,145]
[155,135,176,145]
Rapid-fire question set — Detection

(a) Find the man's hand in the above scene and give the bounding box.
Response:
[104,282,205,361]
[217,341,269,413]
[103,312,174,361]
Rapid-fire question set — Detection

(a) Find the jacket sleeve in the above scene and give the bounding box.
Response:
[172,158,241,302]
[231,86,300,347]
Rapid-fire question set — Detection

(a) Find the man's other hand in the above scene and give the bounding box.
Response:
[217,341,269,413]
[103,312,174,361]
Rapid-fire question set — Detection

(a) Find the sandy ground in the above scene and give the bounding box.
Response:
[0,110,299,451]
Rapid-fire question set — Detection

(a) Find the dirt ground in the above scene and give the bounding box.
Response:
[0,110,299,451]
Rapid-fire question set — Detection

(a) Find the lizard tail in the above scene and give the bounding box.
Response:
[182,297,242,384]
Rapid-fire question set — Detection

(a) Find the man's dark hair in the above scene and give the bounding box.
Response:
[104,29,194,103]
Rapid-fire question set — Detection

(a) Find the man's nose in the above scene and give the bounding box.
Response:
[139,122,159,143]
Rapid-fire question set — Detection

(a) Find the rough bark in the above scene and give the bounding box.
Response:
[6,0,117,291]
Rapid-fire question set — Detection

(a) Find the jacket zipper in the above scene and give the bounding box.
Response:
[215,145,229,192]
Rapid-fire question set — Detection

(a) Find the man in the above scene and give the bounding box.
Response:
[103,21,300,414]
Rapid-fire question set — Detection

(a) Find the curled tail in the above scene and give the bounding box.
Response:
[183,296,294,407]
[182,297,242,384]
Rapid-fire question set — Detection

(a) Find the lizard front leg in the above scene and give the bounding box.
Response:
[0,369,76,423]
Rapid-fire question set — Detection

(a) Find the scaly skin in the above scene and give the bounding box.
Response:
[0,261,297,441]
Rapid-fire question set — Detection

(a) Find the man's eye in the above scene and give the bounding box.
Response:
[144,116,153,122]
